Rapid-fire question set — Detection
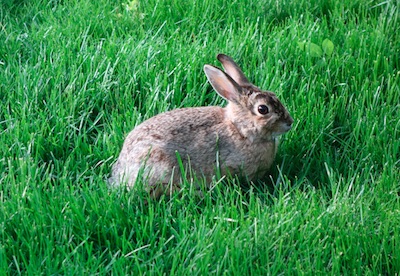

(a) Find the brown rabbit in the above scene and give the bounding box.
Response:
[109,54,293,198]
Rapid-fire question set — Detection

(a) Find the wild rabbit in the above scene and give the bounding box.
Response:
[109,54,293,198]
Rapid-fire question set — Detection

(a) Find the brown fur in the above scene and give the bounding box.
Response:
[109,54,293,198]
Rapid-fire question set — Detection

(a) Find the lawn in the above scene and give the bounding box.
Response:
[1,0,399,274]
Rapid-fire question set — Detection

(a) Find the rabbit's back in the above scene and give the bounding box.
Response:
[123,106,226,158]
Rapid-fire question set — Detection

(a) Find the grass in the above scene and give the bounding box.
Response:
[1,0,399,274]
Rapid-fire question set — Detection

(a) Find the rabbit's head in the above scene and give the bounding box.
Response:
[204,54,293,142]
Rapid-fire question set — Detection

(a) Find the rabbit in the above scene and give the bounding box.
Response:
[109,54,293,198]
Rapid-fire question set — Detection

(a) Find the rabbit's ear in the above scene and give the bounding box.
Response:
[203,65,242,102]
[217,54,252,87]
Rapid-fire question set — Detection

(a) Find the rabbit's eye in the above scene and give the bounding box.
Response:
[257,105,269,115]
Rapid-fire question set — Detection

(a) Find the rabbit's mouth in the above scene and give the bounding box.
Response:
[272,122,292,136]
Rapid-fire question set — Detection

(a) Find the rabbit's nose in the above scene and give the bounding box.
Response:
[287,115,294,126]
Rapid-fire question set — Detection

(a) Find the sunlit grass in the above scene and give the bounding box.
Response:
[0,0,399,274]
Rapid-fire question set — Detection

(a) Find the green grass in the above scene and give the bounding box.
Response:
[1,0,399,274]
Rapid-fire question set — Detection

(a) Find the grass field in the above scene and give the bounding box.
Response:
[1,0,399,274]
